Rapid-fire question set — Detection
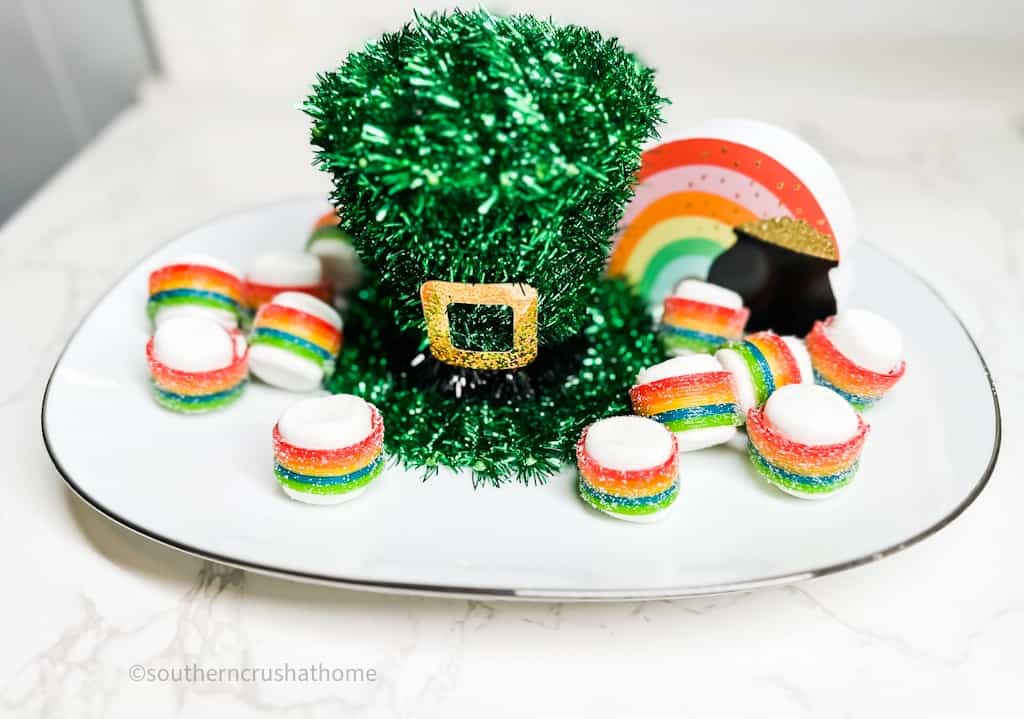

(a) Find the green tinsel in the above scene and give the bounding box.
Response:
[326,276,664,486]
[304,8,665,350]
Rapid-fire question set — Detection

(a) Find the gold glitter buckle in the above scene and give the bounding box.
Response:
[420,281,538,370]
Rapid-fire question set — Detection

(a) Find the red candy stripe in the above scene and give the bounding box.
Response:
[312,210,340,230]
[805,320,906,396]
[243,280,333,309]
[746,406,869,475]
[629,371,735,410]
[663,296,749,333]
[149,263,243,294]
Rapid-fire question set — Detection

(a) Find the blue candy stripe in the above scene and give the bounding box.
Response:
[151,380,247,405]
[748,444,858,487]
[149,288,241,310]
[578,479,679,508]
[813,371,877,408]
[275,454,383,487]
[250,327,333,362]
[652,403,738,424]
[659,324,727,345]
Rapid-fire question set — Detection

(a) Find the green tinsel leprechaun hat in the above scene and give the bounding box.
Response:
[303,9,668,486]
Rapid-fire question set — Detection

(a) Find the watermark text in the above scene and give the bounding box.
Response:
[128,662,377,684]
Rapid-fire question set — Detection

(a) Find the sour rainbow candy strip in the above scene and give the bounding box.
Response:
[272,406,385,496]
[629,371,741,432]
[249,302,342,372]
[724,331,802,407]
[145,330,248,413]
[147,263,244,324]
[660,296,749,353]
[243,280,332,313]
[575,428,679,516]
[746,406,869,496]
[805,320,906,409]
[306,210,346,246]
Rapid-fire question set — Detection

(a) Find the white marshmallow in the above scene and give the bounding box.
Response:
[782,336,815,384]
[635,355,737,451]
[763,384,858,446]
[249,346,324,391]
[152,316,235,372]
[825,308,902,374]
[714,347,757,419]
[282,485,368,505]
[153,304,239,330]
[828,264,855,311]
[278,394,372,450]
[677,426,735,452]
[772,482,852,502]
[233,332,248,357]
[248,252,323,287]
[307,238,361,293]
[636,354,722,385]
[585,416,674,472]
[601,502,676,524]
[272,291,342,330]
[175,253,240,277]
[672,278,744,309]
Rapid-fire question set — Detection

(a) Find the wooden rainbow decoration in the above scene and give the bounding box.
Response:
[608,119,856,307]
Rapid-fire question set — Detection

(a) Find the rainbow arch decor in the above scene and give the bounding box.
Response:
[608,118,858,308]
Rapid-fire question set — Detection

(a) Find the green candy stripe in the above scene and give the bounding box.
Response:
[729,341,772,405]
[578,480,678,516]
[306,226,352,248]
[662,412,739,432]
[747,445,854,496]
[662,333,719,354]
[249,332,332,370]
[275,460,383,495]
[151,383,246,413]
[147,293,241,321]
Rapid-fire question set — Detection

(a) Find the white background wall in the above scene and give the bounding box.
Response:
[142,0,1024,103]
[3,1,1022,224]
[0,0,152,221]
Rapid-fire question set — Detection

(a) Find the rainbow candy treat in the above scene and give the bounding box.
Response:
[145,330,248,413]
[243,279,332,314]
[147,260,244,328]
[629,370,741,443]
[305,210,361,293]
[576,421,680,522]
[307,210,346,245]
[747,405,869,498]
[273,404,385,501]
[660,296,749,354]
[805,320,906,410]
[715,331,806,419]
[249,294,343,390]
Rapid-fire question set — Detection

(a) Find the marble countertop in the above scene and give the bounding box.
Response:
[1,80,1021,717]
